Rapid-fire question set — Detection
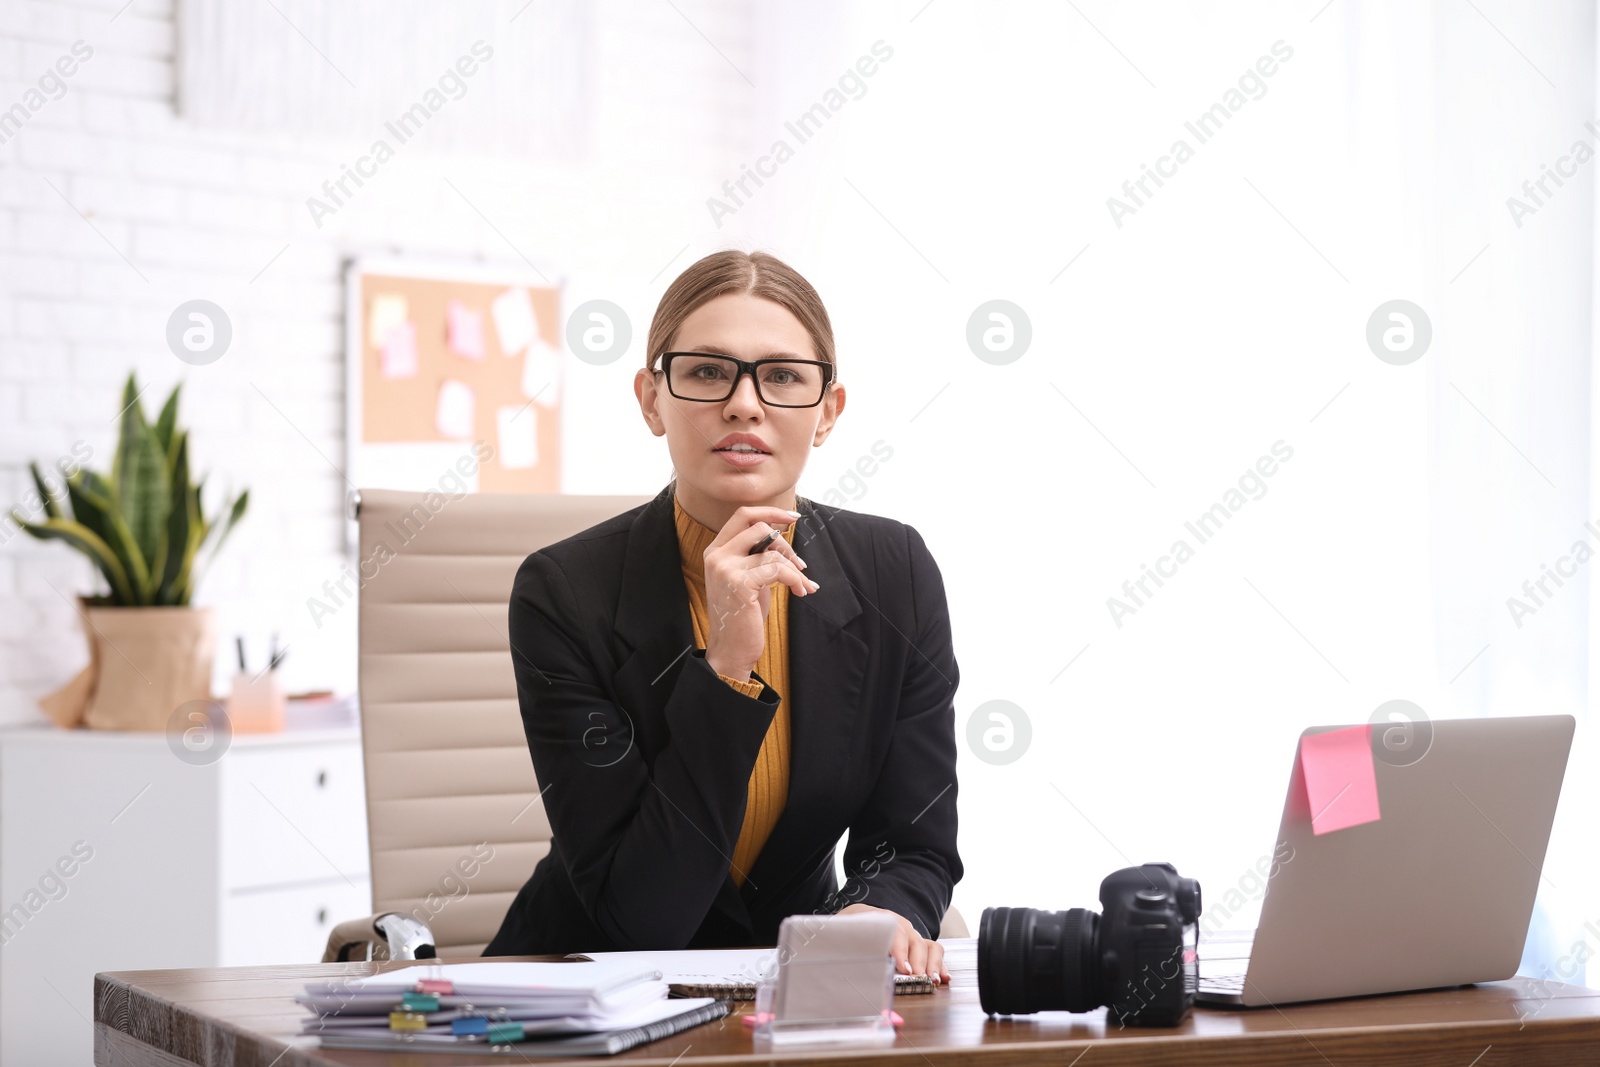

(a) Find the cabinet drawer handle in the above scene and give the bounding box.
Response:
[317,770,327,788]
[317,907,328,925]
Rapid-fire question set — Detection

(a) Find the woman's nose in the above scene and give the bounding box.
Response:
[725,374,764,414]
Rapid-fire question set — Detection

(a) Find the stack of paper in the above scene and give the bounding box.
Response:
[297,961,727,1056]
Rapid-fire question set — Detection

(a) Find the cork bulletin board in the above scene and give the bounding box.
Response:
[343,258,565,519]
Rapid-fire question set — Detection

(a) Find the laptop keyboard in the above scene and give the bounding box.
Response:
[1196,930,1254,996]
[1197,972,1246,994]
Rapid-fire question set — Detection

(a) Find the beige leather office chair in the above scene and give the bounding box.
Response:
[324,488,966,963]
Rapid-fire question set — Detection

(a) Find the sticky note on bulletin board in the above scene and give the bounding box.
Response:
[350,263,563,494]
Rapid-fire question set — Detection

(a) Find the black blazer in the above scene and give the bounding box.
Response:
[484,482,962,955]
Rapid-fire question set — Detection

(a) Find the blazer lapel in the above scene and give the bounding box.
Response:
[606,487,868,938]
[739,495,867,910]
[608,484,769,939]
[612,483,693,678]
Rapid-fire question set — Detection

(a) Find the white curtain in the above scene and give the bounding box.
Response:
[1423,0,1597,984]
[718,0,1597,983]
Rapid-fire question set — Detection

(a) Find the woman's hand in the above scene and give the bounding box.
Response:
[703,506,819,680]
[837,903,949,984]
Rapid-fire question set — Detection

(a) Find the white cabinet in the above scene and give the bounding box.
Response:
[218,741,368,891]
[0,726,370,1067]
[220,877,371,966]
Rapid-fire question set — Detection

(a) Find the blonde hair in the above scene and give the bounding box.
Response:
[648,250,837,495]
[646,249,836,374]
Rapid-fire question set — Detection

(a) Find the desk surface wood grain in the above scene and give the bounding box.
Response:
[95,938,1600,1067]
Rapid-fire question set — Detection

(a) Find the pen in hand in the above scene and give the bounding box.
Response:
[747,524,790,556]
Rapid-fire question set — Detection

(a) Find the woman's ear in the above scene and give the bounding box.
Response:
[635,368,667,437]
[812,382,846,446]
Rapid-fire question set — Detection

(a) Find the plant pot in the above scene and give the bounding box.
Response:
[39,599,217,731]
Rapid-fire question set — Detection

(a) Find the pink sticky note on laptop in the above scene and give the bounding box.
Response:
[1299,725,1381,835]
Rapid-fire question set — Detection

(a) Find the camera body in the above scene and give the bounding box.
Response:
[978,862,1202,1028]
[1097,862,1200,1026]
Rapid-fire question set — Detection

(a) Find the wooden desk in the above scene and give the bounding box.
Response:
[95,939,1600,1067]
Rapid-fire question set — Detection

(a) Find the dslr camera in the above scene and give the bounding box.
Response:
[978,862,1202,1027]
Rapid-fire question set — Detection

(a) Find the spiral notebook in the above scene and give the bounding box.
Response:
[670,973,935,999]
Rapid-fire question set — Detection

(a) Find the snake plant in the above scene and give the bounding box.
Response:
[10,373,248,606]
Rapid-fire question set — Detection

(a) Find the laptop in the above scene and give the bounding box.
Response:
[1196,714,1574,1007]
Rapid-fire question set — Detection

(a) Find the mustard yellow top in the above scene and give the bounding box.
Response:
[673,494,794,888]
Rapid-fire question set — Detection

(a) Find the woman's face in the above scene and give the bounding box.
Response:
[636,293,846,516]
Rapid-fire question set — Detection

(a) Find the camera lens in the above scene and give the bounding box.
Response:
[977,906,1102,1015]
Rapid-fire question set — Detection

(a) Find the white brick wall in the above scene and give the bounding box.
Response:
[0,0,763,725]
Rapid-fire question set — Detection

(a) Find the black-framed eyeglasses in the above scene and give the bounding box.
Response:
[657,352,835,408]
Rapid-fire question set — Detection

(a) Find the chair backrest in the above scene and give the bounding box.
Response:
[356,488,651,957]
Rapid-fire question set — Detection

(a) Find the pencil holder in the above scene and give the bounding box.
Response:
[226,670,286,734]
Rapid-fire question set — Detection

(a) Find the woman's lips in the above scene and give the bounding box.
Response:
[714,448,769,468]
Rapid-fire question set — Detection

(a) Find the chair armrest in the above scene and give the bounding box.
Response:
[322,912,438,963]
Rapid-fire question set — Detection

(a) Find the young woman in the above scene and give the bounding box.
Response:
[485,250,961,982]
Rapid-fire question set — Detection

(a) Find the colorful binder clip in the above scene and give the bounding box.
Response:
[388,1011,429,1032]
[400,992,440,1012]
[486,1021,526,1044]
